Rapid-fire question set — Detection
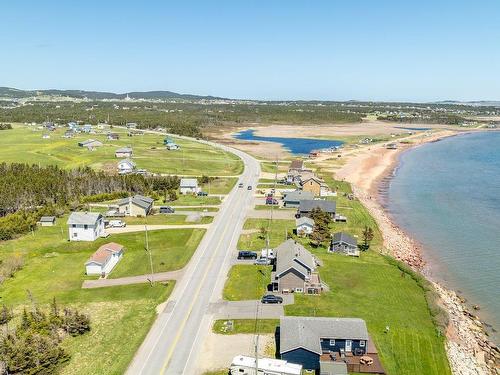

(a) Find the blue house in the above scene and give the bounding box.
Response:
[280,316,369,371]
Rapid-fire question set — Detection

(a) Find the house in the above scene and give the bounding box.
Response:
[82,124,93,133]
[115,147,133,158]
[298,200,336,218]
[67,212,105,241]
[180,178,199,194]
[230,355,302,375]
[117,159,136,175]
[166,143,180,150]
[107,133,120,140]
[309,150,320,158]
[271,239,322,294]
[126,122,138,129]
[301,176,329,197]
[78,139,103,148]
[280,316,370,372]
[38,216,56,226]
[331,232,359,257]
[296,217,314,235]
[386,143,398,150]
[163,137,174,145]
[283,190,314,208]
[85,242,124,276]
[116,195,153,216]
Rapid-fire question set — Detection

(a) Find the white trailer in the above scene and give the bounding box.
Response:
[230,355,302,375]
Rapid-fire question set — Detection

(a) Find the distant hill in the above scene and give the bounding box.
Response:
[0,87,225,100]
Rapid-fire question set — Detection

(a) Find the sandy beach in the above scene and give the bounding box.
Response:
[334,130,499,375]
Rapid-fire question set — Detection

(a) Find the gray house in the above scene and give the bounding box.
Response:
[330,232,359,257]
[298,199,336,218]
[280,316,369,372]
[283,190,314,208]
[272,239,322,294]
[116,195,154,217]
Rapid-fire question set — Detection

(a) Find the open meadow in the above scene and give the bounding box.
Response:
[0,124,243,176]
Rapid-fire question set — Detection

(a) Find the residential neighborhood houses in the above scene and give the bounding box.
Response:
[85,242,124,277]
[271,239,323,294]
[298,199,336,219]
[331,232,360,257]
[115,195,154,217]
[67,212,105,241]
[179,178,199,194]
[115,146,133,158]
[117,158,136,175]
[283,190,314,208]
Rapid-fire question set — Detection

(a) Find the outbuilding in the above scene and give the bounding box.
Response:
[38,216,56,226]
[85,242,124,276]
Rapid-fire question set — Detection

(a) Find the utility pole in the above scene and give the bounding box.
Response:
[145,216,154,285]
[266,156,279,249]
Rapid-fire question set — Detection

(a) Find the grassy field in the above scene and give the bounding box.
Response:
[0,125,243,175]
[199,177,238,194]
[238,218,295,251]
[164,194,222,206]
[223,265,272,301]
[260,161,289,173]
[0,218,178,374]
[213,319,279,335]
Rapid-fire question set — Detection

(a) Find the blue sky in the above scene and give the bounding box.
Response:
[1,1,499,101]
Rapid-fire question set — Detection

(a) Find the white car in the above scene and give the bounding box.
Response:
[108,220,126,228]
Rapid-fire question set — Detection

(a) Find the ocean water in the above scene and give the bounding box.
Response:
[387,132,500,340]
[234,129,343,155]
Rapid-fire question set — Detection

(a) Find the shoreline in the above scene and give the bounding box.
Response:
[335,130,499,374]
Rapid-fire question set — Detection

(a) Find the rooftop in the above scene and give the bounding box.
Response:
[275,239,315,278]
[299,199,336,213]
[280,316,369,355]
[333,232,357,246]
[67,212,102,225]
[85,242,123,266]
[180,178,198,187]
[231,355,302,375]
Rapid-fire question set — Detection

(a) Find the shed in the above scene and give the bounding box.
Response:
[39,216,56,226]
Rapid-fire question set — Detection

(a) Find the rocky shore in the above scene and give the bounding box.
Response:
[335,131,499,375]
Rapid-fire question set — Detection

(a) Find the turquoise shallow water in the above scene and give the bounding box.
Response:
[387,132,500,341]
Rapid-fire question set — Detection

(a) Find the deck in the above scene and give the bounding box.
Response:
[319,339,385,374]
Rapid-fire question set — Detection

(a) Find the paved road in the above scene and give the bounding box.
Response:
[125,129,260,375]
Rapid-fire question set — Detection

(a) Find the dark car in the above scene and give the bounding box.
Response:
[197,191,208,196]
[238,182,244,188]
[159,206,175,214]
[247,185,252,190]
[261,295,283,304]
[237,251,258,260]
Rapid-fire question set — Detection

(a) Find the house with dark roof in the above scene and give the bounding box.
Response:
[331,232,359,257]
[283,190,314,208]
[271,239,322,294]
[116,195,153,217]
[280,316,371,372]
[85,242,124,276]
[298,200,336,218]
[67,212,105,241]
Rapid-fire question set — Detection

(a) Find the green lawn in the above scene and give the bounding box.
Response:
[0,125,243,176]
[223,265,272,301]
[109,228,205,278]
[260,161,289,173]
[213,319,279,335]
[238,218,295,251]
[0,218,177,375]
[166,194,222,206]
[199,177,238,194]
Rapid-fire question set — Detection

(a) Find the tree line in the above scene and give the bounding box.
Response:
[0,162,179,240]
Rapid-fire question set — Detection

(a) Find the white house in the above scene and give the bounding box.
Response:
[296,216,315,235]
[179,178,199,194]
[115,147,133,158]
[67,212,105,241]
[85,242,124,276]
[117,159,136,175]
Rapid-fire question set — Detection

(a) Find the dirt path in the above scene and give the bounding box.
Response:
[105,224,210,234]
[82,269,184,288]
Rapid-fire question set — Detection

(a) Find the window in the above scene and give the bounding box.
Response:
[329,339,335,346]
[360,340,365,347]
[84,225,88,230]
[72,224,76,228]
[295,288,303,293]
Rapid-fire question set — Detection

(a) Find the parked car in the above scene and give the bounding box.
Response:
[261,295,283,304]
[254,258,271,265]
[237,251,258,260]
[265,198,278,205]
[159,206,175,213]
[238,182,244,188]
[247,185,252,190]
[197,191,208,196]
[108,220,126,228]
